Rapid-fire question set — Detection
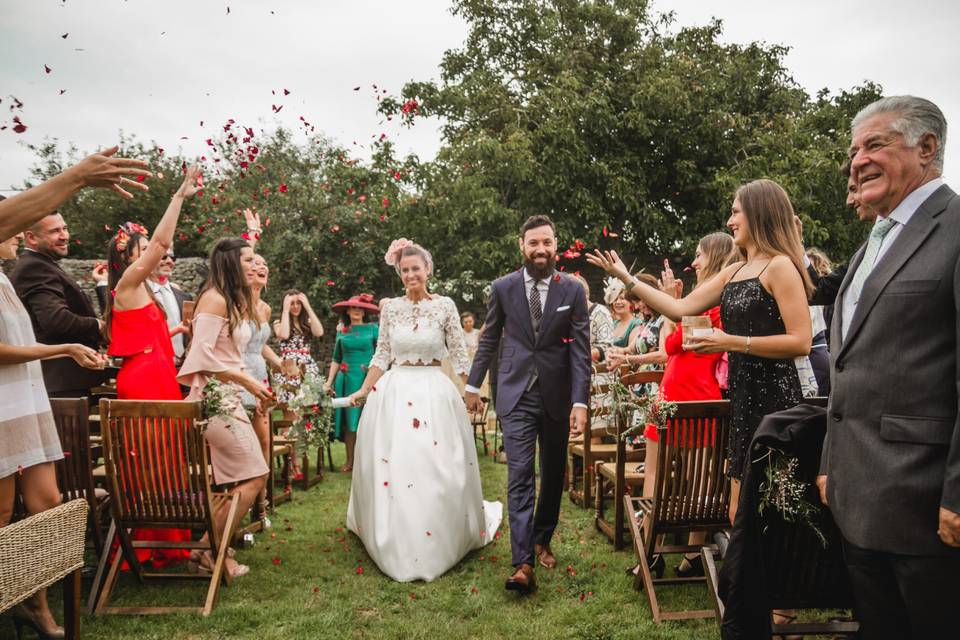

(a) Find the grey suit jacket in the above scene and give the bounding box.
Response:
[821,183,960,556]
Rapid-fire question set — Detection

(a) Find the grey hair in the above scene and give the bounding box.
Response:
[394,243,434,277]
[852,95,947,170]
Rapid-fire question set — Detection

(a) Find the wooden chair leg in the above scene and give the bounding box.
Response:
[94,534,125,615]
[63,569,81,640]
[583,459,594,509]
[636,512,663,623]
[87,519,116,614]
[203,494,240,616]
[614,474,625,551]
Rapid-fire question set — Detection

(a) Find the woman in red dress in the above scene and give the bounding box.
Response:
[610,232,738,578]
[104,167,200,567]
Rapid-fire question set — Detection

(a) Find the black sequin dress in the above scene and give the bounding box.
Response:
[720,269,802,480]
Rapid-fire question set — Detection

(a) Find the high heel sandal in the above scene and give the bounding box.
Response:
[11,604,64,639]
[625,553,665,578]
[674,554,705,578]
[188,549,249,578]
[772,611,800,640]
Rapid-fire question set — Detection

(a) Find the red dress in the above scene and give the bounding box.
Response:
[645,306,723,444]
[108,302,190,567]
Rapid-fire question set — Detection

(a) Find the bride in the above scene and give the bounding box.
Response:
[345,239,502,582]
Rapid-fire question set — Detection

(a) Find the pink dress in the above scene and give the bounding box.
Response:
[177,313,269,484]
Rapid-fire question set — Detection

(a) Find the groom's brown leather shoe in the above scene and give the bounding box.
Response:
[534,544,557,569]
[505,564,536,593]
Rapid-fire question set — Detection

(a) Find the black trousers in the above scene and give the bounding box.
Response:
[843,537,960,639]
[499,384,569,567]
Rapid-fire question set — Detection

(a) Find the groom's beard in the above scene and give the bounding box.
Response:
[523,254,555,281]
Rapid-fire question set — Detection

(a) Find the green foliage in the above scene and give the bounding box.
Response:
[24,0,882,315]
[382,0,881,275]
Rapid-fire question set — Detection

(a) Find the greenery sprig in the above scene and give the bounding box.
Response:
[758,449,827,548]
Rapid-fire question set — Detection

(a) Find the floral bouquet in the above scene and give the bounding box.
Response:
[199,378,244,430]
[280,370,334,450]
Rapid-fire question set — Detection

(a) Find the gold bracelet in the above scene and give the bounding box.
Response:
[744,335,751,353]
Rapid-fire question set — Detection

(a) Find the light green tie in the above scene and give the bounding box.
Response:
[847,217,897,304]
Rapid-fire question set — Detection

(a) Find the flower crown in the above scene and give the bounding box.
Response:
[114,222,149,252]
[384,238,413,267]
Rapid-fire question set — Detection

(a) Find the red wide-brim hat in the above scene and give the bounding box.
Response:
[332,294,380,313]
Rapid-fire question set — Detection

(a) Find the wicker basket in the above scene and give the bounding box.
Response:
[0,498,88,612]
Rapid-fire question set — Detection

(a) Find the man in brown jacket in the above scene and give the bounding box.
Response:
[10,212,106,397]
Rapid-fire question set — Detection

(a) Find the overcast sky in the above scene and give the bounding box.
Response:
[2,0,959,193]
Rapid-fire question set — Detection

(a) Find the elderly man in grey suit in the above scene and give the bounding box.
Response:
[816,96,960,639]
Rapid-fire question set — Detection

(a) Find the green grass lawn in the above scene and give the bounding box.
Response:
[13,443,721,640]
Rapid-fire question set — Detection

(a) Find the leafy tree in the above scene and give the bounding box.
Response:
[381,0,880,278]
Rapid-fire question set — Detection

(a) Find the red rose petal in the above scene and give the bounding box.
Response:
[272,557,281,566]
[412,418,420,429]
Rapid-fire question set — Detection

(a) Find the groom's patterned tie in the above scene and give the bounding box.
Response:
[847,217,897,305]
[529,278,543,333]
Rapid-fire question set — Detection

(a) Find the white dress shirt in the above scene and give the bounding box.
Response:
[150,279,184,357]
[840,177,944,339]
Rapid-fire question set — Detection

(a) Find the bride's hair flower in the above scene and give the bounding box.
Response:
[384,238,434,276]
[384,238,414,267]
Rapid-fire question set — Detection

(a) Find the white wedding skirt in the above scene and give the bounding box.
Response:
[346,365,502,582]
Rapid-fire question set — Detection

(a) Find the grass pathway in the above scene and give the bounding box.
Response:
[57,443,720,639]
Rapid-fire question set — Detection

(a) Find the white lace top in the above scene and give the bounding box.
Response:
[370,295,471,375]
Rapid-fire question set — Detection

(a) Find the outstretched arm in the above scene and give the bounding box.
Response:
[0,146,151,242]
[115,166,200,306]
[587,250,726,321]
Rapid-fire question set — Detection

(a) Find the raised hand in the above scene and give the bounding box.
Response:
[66,145,152,200]
[243,208,261,232]
[176,165,202,199]
[586,249,631,281]
[91,262,108,284]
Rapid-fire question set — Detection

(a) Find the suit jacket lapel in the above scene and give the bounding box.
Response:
[536,274,567,346]
[838,186,951,358]
[508,269,536,345]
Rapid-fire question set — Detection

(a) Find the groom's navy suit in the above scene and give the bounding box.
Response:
[468,268,591,567]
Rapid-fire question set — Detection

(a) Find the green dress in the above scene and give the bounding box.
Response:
[332,323,379,439]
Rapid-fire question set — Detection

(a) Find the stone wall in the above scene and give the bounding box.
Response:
[2,255,209,304]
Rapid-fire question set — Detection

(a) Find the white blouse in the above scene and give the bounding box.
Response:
[370,295,471,376]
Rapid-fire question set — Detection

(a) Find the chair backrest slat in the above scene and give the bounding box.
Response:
[100,399,209,529]
[652,400,731,530]
[49,398,93,505]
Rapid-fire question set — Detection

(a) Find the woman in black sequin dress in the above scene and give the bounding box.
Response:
[587,179,813,524]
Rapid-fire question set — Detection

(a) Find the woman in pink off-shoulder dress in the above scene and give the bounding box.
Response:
[178,237,272,579]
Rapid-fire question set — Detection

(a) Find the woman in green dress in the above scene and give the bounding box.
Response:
[324,294,379,472]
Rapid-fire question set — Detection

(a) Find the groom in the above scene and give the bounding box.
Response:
[466,214,591,593]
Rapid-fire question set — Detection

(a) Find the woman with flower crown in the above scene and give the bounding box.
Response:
[103,166,200,567]
[345,239,502,582]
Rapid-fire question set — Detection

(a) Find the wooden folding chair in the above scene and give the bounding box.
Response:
[48,397,111,556]
[569,366,646,508]
[268,412,295,502]
[626,399,732,622]
[469,396,491,456]
[89,399,241,617]
[595,369,662,549]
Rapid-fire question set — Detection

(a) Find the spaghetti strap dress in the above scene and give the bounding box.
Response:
[720,264,802,480]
